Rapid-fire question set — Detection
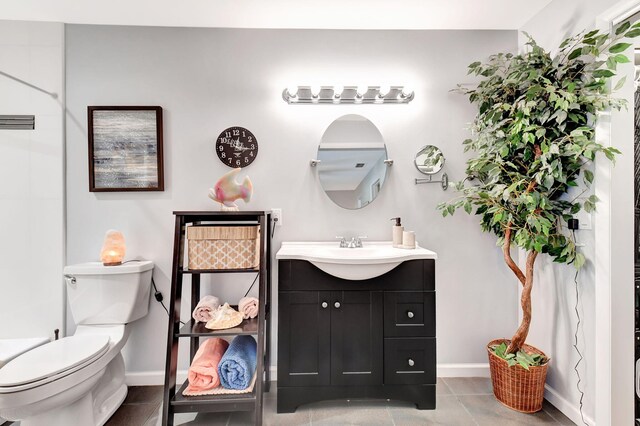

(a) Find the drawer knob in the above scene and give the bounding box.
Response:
[408,358,415,367]
[334,302,341,309]
[321,302,328,309]
[407,311,414,319]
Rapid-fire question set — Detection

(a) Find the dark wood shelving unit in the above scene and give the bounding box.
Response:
[177,318,259,337]
[162,211,271,426]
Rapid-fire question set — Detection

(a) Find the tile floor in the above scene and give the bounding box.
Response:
[102,378,576,426]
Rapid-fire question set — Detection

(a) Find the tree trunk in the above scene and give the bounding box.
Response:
[506,250,538,354]
[503,225,525,287]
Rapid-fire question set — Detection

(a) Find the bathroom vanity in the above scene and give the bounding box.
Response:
[276,242,437,412]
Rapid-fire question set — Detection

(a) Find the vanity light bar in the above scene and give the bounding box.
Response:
[282,86,415,104]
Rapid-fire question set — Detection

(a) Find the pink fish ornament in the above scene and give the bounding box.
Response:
[208,168,253,211]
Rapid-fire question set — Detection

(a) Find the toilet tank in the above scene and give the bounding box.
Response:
[63,260,154,325]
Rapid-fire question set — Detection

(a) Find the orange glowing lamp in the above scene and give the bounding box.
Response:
[100,230,126,266]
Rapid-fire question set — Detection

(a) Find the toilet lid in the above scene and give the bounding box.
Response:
[0,335,109,387]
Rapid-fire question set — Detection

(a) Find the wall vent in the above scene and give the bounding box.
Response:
[0,115,35,130]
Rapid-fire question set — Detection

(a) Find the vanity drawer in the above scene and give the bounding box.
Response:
[384,338,436,385]
[384,292,435,337]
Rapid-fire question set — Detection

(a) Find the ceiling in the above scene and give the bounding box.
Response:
[0,0,553,30]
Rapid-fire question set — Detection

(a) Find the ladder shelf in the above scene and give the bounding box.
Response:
[161,211,271,426]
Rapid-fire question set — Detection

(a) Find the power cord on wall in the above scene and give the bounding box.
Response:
[569,225,588,426]
[152,276,185,326]
[271,216,278,238]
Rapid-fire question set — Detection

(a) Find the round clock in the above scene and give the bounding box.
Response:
[215,126,259,168]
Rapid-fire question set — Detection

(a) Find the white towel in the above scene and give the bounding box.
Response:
[238,297,259,319]
[192,295,220,323]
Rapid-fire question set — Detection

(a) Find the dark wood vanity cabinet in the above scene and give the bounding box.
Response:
[277,259,436,413]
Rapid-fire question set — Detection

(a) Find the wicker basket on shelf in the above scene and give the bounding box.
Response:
[187,225,260,270]
[487,338,549,413]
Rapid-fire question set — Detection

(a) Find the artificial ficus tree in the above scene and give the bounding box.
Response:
[439,23,640,357]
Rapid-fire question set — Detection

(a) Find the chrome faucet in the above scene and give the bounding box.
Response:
[336,236,367,248]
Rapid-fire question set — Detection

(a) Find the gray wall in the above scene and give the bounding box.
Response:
[65,25,518,379]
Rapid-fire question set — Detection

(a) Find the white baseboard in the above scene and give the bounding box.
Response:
[125,370,188,386]
[125,363,490,386]
[544,384,594,426]
[437,363,490,377]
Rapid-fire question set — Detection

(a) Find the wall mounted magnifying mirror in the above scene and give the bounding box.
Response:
[313,114,391,209]
[414,145,448,190]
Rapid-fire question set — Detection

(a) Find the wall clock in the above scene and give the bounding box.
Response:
[215,126,258,168]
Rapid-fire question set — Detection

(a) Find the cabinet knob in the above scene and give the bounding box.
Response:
[407,311,414,319]
[334,302,341,309]
[321,302,328,309]
[408,358,415,367]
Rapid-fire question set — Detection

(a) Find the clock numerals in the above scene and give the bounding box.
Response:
[215,126,258,168]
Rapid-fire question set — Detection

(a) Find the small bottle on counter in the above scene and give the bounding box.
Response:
[391,217,403,248]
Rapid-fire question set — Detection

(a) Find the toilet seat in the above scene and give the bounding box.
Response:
[0,335,109,393]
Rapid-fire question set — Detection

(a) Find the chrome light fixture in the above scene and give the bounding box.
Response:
[282,85,414,104]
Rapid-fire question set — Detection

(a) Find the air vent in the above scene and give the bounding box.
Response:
[0,115,35,130]
[355,163,365,168]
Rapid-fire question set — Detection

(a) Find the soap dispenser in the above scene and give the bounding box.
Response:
[391,217,403,248]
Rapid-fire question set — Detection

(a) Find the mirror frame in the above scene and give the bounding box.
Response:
[414,144,445,175]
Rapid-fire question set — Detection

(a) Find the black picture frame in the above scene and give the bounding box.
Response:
[88,106,164,192]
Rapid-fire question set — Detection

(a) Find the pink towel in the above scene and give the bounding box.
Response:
[184,338,230,393]
[192,295,220,323]
[238,297,259,319]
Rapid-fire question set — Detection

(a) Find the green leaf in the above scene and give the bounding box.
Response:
[574,252,586,269]
[584,169,594,184]
[616,21,631,35]
[609,42,632,53]
[625,28,640,38]
[614,76,627,91]
[593,69,615,78]
[463,202,472,214]
[614,54,631,63]
[568,48,582,60]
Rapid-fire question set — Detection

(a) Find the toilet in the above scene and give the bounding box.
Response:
[0,260,153,426]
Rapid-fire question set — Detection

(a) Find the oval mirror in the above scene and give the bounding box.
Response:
[415,145,445,175]
[317,114,388,210]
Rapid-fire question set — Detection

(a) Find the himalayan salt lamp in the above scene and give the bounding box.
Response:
[100,230,126,266]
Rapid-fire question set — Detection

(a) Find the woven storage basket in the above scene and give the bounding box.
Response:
[187,225,260,270]
[487,338,549,413]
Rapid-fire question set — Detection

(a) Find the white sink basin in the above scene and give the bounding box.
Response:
[276,241,437,280]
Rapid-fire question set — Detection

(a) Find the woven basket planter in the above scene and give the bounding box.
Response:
[487,339,549,413]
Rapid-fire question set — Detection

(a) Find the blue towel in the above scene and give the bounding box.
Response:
[218,335,257,390]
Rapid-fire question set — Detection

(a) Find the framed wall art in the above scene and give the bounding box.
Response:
[88,106,164,192]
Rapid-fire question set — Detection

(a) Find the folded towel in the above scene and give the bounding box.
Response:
[184,338,229,394]
[218,335,257,390]
[192,295,220,323]
[238,297,259,319]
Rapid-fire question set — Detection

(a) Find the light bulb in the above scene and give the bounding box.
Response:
[378,85,390,98]
[401,86,414,97]
[357,85,369,97]
[287,85,298,97]
[333,85,344,98]
[311,85,321,97]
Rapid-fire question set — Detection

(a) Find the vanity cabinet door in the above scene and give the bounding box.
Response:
[278,291,331,386]
[330,291,383,386]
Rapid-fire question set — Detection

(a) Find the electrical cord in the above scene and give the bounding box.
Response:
[244,273,259,298]
[152,276,185,325]
[271,216,278,238]
[571,229,588,426]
